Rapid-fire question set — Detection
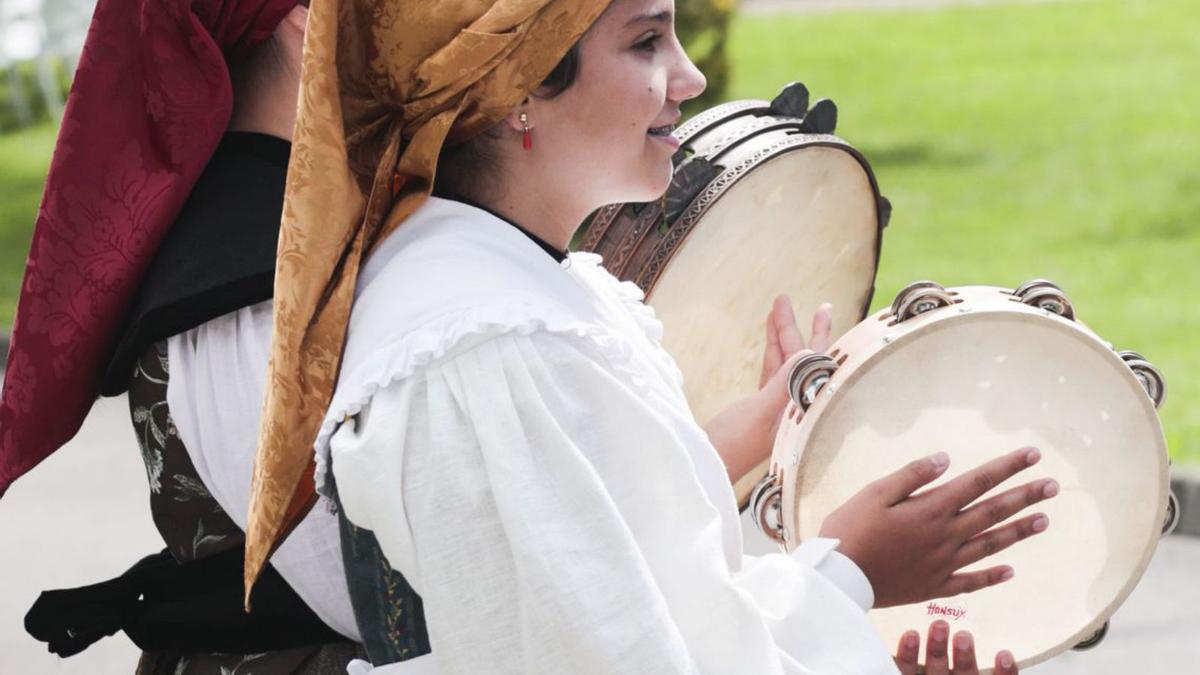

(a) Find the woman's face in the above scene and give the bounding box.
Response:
[529,0,707,208]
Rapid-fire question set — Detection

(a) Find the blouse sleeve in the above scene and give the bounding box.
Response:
[328,330,897,675]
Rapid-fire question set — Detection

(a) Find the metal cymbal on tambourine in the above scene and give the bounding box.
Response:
[577,82,892,510]
[753,279,1173,673]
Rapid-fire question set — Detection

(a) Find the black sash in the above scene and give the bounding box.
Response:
[25,545,349,656]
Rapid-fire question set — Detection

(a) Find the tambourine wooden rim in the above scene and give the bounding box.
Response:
[581,126,887,307]
[579,93,846,286]
[672,98,770,147]
[591,135,888,296]
[636,133,886,319]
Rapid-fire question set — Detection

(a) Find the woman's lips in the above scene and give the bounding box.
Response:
[647,124,680,149]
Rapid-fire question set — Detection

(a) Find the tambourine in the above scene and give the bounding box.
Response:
[751,279,1175,672]
[577,82,890,508]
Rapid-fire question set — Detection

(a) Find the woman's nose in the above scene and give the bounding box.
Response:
[669,48,708,103]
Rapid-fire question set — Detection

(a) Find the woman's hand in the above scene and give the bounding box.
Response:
[757,294,832,390]
[704,295,831,482]
[895,621,1019,675]
[820,448,1057,608]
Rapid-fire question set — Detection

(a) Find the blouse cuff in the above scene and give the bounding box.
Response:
[791,537,876,611]
[347,655,438,674]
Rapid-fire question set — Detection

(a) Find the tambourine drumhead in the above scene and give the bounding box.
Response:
[650,137,882,508]
[771,286,1169,672]
[652,145,880,425]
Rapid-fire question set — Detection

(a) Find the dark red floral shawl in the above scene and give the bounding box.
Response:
[0,0,297,495]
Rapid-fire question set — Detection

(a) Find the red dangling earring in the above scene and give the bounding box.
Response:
[520,112,532,151]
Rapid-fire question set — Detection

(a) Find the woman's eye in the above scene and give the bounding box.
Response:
[634,33,662,52]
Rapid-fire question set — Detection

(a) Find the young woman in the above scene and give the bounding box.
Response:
[245,1,1055,672]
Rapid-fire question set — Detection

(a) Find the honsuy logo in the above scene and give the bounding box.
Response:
[925,602,967,621]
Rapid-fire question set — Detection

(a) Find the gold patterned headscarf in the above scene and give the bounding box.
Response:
[245,0,614,600]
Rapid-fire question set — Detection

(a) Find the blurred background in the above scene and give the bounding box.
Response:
[1,0,1197,673]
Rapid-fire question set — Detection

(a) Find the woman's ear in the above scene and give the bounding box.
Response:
[503,98,533,134]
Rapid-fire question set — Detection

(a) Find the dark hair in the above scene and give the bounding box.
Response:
[433,43,582,201]
[538,42,581,98]
[231,3,309,88]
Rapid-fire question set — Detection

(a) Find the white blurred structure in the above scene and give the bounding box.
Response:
[0,0,92,126]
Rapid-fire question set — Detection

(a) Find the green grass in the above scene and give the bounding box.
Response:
[727,0,1199,462]
[0,122,54,328]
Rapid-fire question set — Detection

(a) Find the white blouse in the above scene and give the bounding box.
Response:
[321,198,898,674]
[166,302,359,641]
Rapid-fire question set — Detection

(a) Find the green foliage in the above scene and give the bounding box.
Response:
[676,0,738,114]
[0,122,55,327]
[0,58,70,133]
[728,0,1200,463]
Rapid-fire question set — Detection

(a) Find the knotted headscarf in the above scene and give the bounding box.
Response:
[0,0,299,496]
[245,0,613,598]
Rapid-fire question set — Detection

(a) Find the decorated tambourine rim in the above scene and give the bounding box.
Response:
[751,279,1176,670]
[579,81,891,302]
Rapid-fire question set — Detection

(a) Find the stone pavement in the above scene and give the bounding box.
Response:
[0,395,160,675]
[1030,534,1200,674]
[1,394,1197,674]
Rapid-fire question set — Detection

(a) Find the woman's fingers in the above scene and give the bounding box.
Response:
[759,303,784,389]
[894,630,921,675]
[901,624,998,675]
[924,620,951,674]
[939,447,1041,510]
[872,452,952,504]
[759,295,808,389]
[939,565,1015,597]
[760,296,832,390]
[954,513,1048,568]
[955,478,1058,536]
[774,294,806,355]
[809,302,833,353]
[994,650,1018,675]
[951,632,980,674]
[896,633,920,675]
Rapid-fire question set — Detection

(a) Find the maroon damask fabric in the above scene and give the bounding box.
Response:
[0,0,297,495]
